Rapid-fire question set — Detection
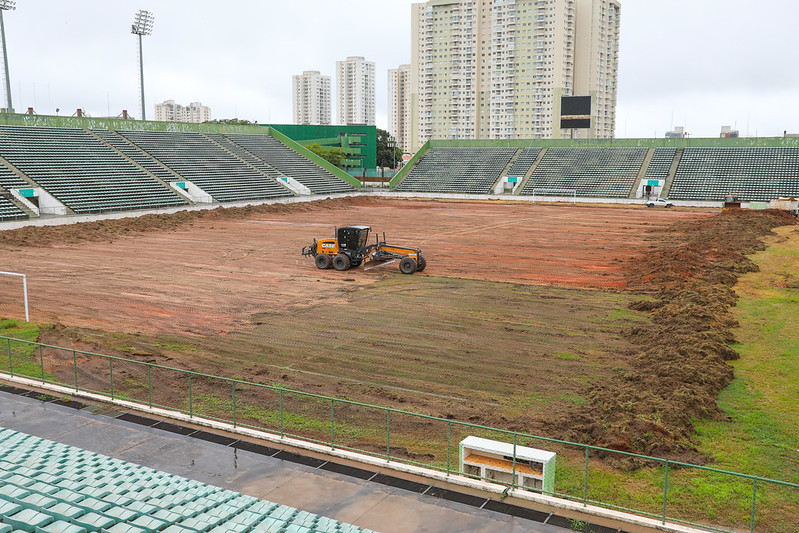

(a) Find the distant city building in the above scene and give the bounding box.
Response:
[720,125,739,138]
[337,56,376,126]
[666,126,686,139]
[388,64,412,154]
[292,70,332,126]
[154,100,210,123]
[410,0,620,150]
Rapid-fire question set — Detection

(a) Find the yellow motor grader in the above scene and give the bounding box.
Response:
[302,225,426,274]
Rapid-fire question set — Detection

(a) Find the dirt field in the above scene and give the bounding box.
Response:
[0,197,705,336]
[4,197,793,461]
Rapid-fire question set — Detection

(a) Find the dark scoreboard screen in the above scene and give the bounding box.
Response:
[560,96,592,129]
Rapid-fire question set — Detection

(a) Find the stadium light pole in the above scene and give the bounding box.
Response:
[131,10,154,121]
[0,0,16,113]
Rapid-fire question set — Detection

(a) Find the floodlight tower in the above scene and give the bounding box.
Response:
[131,10,154,120]
[0,0,16,113]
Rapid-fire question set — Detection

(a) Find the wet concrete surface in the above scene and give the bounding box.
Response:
[0,389,575,533]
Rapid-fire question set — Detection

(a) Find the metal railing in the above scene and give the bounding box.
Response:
[1,335,796,533]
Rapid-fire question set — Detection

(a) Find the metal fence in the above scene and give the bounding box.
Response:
[1,335,797,533]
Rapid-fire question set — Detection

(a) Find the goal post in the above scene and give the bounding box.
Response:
[530,189,578,205]
[0,271,29,322]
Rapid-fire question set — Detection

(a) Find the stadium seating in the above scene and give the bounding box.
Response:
[0,126,190,214]
[0,163,30,191]
[396,147,517,194]
[669,147,799,201]
[0,195,26,220]
[504,148,542,179]
[643,147,677,181]
[91,129,178,184]
[0,426,376,533]
[520,147,647,198]
[116,130,295,203]
[223,134,355,195]
[204,133,290,183]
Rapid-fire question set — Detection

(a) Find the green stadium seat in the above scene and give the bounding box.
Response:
[33,521,87,533]
[3,508,54,532]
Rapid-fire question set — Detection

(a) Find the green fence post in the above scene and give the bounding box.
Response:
[39,344,44,383]
[446,421,451,476]
[109,357,113,400]
[512,434,518,491]
[583,448,589,506]
[232,381,237,428]
[662,460,669,524]
[750,479,758,533]
[6,338,11,376]
[73,350,78,391]
[331,399,335,450]
[386,409,391,462]
[188,372,193,418]
[147,364,152,408]
[280,389,284,438]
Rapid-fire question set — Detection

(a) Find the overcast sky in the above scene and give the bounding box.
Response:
[2,0,798,139]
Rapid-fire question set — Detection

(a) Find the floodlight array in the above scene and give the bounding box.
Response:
[131,10,154,36]
[0,1,16,12]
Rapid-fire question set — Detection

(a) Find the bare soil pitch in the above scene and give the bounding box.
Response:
[3,197,791,459]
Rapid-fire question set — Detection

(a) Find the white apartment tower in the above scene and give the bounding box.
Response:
[337,56,376,126]
[155,100,211,123]
[292,70,332,125]
[411,0,620,150]
[388,64,412,154]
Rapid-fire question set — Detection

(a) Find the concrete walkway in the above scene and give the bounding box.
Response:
[0,388,577,533]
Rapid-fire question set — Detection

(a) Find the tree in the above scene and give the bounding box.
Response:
[204,118,256,125]
[376,128,403,169]
[306,144,345,168]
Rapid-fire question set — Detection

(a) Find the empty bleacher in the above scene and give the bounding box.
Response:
[670,147,799,201]
[0,195,26,221]
[504,148,542,179]
[204,133,290,183]
[397,147,517,194]
[0,126,190,214]
[0,426,375,533]
[223,134,355,195]
[91,129,178,184]
[0,163,30,191]
[116,130,295,203]
[643,147,677,181]
[520,147,647,198]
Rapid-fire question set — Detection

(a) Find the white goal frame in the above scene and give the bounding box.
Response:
[0,271,29,322]
[530,189,578,205]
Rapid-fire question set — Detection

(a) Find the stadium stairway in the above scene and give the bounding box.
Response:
[628,148,656,199]
[660,148,684,199]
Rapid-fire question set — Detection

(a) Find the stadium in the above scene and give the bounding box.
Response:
[0,113,797,533]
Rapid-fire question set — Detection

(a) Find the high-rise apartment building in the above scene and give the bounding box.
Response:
[292,70,332,125]
[388,64,412,154]
[411,0,620,150]
[155,100,211,123]
[337,56,376,126]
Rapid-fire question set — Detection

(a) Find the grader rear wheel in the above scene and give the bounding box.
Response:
[399,256,417,275]
[333,254,351,271]
[416,255,426,272]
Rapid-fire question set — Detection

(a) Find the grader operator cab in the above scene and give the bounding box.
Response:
[302,225,426,275]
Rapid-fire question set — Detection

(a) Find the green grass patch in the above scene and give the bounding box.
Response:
[0,319,54,382]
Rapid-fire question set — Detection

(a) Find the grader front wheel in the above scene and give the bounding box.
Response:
[399,256,417,275]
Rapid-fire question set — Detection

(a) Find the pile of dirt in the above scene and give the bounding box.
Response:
[0,196,378,248]
[548,209,796,463]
